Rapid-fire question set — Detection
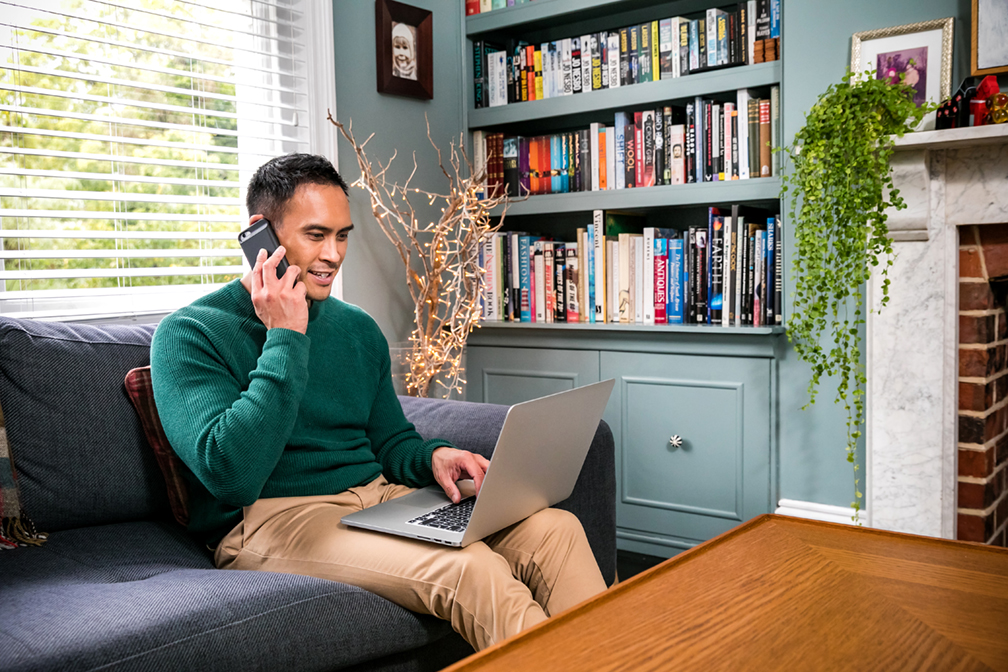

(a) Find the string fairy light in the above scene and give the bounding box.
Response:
[328,111,512,398]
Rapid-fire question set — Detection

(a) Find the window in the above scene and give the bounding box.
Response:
[1,0,336,319]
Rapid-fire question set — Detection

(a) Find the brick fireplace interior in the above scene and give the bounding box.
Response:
[958,224,1008,547]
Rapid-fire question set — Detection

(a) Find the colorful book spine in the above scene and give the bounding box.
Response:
[566,243,579,322]
[592,210,605,322]
[518,235,532,322]
[654,237,668,324]
[668,236,684,324]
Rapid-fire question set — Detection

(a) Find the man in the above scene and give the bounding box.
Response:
[150,153,606,651]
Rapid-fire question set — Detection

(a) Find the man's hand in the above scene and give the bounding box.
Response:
[431,446,490,504]
[250,244,308,334]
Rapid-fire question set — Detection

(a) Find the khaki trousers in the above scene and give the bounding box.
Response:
[215,476,607,651]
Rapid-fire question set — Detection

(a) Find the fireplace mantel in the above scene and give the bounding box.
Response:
[866,124,1008,540]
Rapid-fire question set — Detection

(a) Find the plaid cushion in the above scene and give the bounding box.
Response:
[0,400,46,549]
[124,366,191,527]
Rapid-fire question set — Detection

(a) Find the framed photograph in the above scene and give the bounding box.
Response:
[851,18,954,106]
[972,0,1008,76]
[375,0,433,100]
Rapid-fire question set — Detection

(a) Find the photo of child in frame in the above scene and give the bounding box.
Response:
[391,21,417,81]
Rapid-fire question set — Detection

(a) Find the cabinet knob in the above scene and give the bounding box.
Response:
[669,435,683,449]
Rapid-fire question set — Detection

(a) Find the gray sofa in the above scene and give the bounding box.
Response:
[0,316,615,672]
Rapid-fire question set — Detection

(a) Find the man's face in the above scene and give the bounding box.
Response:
[274,183,353,304]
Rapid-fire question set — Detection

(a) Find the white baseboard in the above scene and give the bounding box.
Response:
[775,499,868,526]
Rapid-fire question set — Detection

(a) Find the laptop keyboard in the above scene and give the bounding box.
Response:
[407,497,476,533]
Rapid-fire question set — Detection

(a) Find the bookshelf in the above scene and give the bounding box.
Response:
[462,0,784,560]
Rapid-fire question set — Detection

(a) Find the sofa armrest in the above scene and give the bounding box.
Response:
[399,396,616,586]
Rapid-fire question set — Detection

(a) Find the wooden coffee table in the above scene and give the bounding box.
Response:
[444,514,1008,671]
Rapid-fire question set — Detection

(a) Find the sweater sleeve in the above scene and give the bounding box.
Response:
[151,316,311,507]
[364,347,453,488]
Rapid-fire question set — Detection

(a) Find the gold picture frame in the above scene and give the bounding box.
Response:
[972,0,1008,76]
[851,18,954,105]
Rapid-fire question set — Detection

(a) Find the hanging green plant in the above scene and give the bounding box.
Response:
[781,69,930,519]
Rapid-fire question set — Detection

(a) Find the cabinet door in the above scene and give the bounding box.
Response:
[601,351,771,558]
[466,346,600,406]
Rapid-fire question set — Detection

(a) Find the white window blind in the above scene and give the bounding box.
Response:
[0,0,317,319]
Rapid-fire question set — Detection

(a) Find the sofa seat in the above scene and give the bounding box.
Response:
[0,520,466,672]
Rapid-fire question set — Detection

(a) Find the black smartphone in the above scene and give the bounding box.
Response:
[238,218,290,279]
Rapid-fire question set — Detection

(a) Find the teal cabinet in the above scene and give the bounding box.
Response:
[466,346,600,406]
[601,352,771,558]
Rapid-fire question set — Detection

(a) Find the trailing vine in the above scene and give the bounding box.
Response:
[781,70,929,519]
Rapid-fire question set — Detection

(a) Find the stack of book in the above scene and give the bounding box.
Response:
[472,1,780,108]
[474,85,779,197]
[478,207,782,327]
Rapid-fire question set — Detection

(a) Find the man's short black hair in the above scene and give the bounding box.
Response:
[246,153,350,226]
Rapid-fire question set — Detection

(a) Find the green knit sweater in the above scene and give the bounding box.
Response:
[150,280,448,546]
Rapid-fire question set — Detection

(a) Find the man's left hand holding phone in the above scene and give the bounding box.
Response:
[238,215,308,334]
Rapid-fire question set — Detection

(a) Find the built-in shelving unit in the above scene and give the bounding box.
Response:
[462,0,786,560]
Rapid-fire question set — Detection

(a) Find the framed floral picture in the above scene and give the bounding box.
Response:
[851,18,954,106]
[375,0,433,100]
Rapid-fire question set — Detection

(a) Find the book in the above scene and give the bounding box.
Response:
[607,32,620,89]
[771,85,780,176]
[734,212,745,326]
[518,234,532,321]
[600,33,609,88]
[653,109,665,187]
[709,214,724,323]
[737,88,751,179]
[723,102,734,180]
[670,123,685,184]
[678,19,690,76]
[650,21,660,84]
[695,96,706,183]
[571,37,583,94]
[774,214,782,325]
[688,20,700,72]
[473,130,486,198]
[685,103,696,183]
[561,38,573,96]
[553,243,565,322]
[592,210,605,322]
[759,98,771,177]
[668,235,684,324]
[722,215,734,327]
[643,227,655,325]
[716,10,729,66]
[550,134,562,193]
[565,243,579,322]
[598,125,607,190]
[488,50,507,107]
[503,136,519,197]
[590,122,601,191]
[634,112,644,187]
[658,19,675,79]
[654,236,667,324]
[764,217,774,325]
[619,27,631,86]
[466,0,480,15]
[601,237,613,323]
[641,109,655,187]
[618,233,632,323]
[623,115,636,188]
[534,241,546,322]
[605,126,616,191]
[748,97,760,178]
[634,233,644,324]
[638,23,651,82]
[614,112,627,189]
[473,40,487,108]
[590,33,603,90]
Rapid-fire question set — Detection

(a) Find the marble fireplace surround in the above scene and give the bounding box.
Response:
[867,124,1008,540]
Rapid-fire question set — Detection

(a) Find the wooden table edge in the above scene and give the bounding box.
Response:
[441,514,1008,671]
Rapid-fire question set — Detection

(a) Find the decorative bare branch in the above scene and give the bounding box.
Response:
[328,110,510,398]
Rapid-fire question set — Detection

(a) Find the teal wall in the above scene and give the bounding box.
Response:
[334,0,975,509]
[778,0,970,507]
[332,0,466,344]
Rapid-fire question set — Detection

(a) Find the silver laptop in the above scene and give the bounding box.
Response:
[341,379,615,547]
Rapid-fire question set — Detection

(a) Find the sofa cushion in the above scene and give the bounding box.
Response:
[0,317,167,532]
[0,520,463,672]
[124,366,191,527]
